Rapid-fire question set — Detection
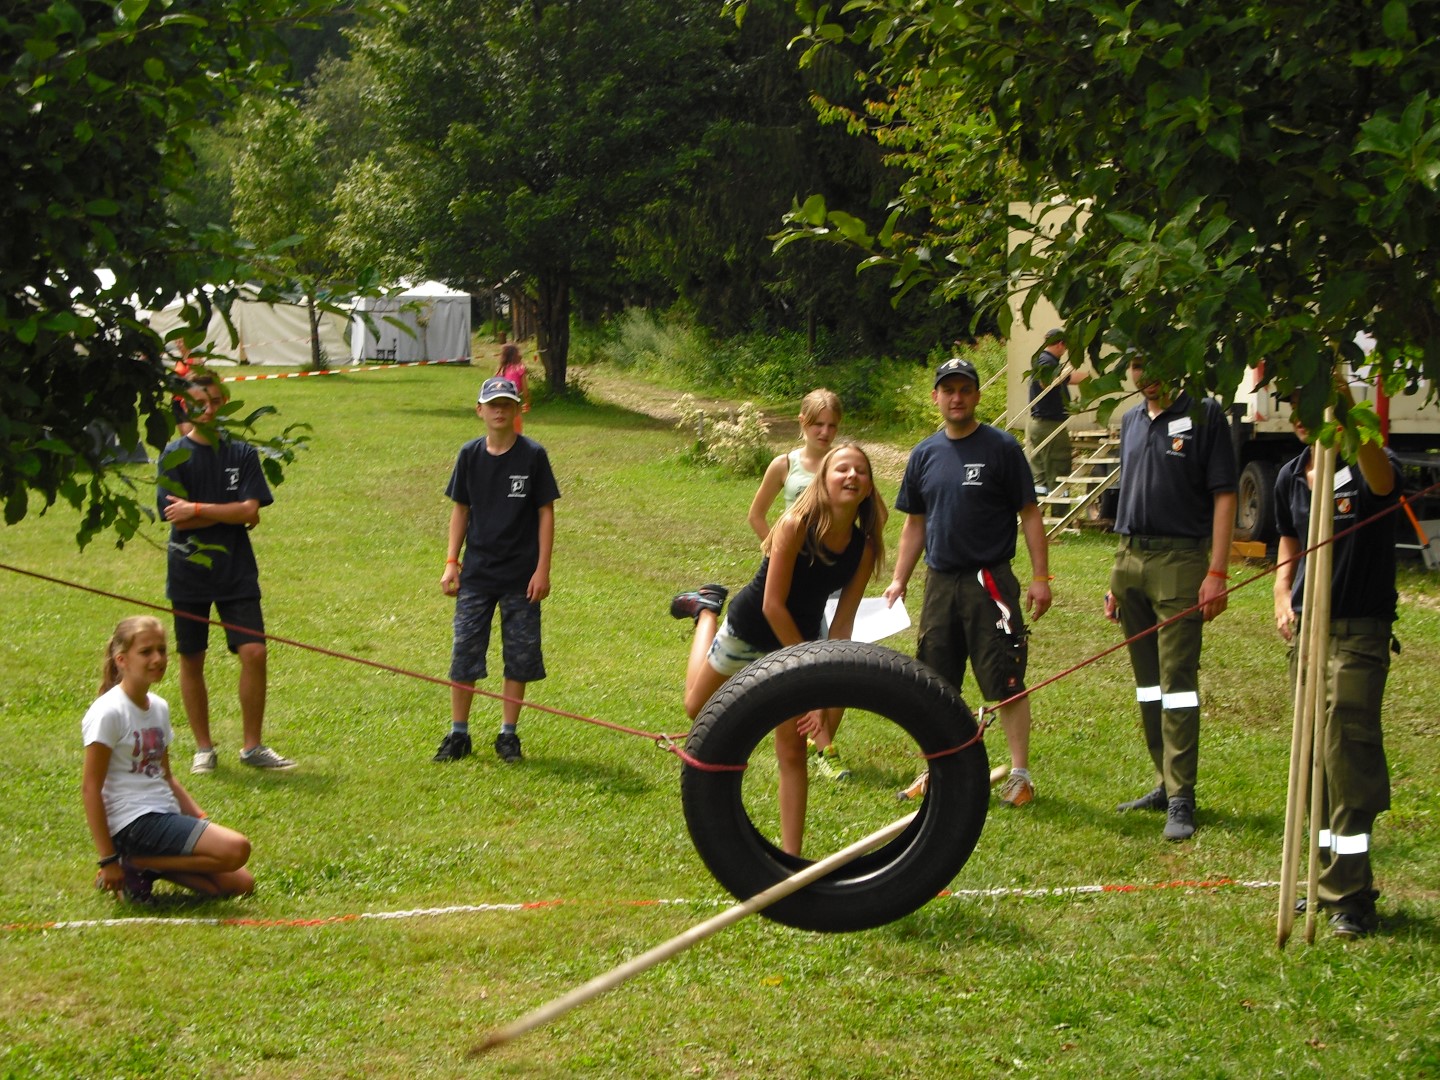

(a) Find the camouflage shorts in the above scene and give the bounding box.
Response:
[449,591,545,683]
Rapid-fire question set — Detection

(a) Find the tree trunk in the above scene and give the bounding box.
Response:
[307,293,324,369]
[535,267,571,393]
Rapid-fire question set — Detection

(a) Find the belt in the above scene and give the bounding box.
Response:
[1327,618,1393,637]
[1123,535,1205,551]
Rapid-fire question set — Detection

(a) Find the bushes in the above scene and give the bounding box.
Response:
[673,394,772,476]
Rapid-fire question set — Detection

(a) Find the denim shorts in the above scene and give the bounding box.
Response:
[705,618,769,677]
[173,596,265,655]
[450,590,546,683]
[113,812,209,857]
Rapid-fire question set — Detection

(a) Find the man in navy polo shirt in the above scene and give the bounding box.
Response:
[1105,354,1237,840]
[1273,394,1400,938]
[885,356,1053,808]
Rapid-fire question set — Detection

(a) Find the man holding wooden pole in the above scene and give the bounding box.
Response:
[1273,396,1402,939]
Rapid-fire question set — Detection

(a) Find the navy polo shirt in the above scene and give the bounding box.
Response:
[895,424,1036,572]
[1275,447,1400,622]
[1114,392,1237,538]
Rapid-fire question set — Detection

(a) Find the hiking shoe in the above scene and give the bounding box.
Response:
[670,583,728,621]
[120,862,157,905]
[239,745,297,770]
[1329,911,1374,939]
[896,771,929,801]
[999,772,1035,807]
[191,748,218,774]
[813,744,851,782]
[494,731,523,763]
[432,731,473,762]
[1163,797,1196,841]
[1116,784,1167,813]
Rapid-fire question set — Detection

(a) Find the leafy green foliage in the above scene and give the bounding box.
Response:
[350,0,730,392]
[2,0,379,546]
[780,0,1440,431]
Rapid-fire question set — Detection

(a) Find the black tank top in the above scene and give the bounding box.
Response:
[725,525,866,651]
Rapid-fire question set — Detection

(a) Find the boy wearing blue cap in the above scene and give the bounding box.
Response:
[434,377,560,764]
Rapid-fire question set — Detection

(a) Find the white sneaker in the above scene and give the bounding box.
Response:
[239,745,297,770]
[191,748,218,774]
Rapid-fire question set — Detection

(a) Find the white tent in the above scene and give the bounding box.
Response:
[351,280,472,364]
[149,294,350,366]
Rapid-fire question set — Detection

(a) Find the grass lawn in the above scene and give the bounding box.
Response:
[1,360,1438,1078]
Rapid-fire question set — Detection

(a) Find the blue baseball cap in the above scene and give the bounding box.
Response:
[478,377,521,404]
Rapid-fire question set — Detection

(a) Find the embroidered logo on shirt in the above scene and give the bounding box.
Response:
[963,464,984,485]
[508,475,529,498]
[224,467,240,491]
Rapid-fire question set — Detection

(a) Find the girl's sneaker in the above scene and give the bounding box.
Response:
[812,743,851,781]
[669,584,728,621]
[121,862,157,904]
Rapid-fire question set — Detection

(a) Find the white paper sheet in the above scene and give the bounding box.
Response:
[823,595,911,644]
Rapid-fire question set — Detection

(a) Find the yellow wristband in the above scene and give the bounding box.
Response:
[1033,575,1054,582]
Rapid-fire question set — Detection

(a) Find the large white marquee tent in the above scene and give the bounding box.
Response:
[350,280,472,364]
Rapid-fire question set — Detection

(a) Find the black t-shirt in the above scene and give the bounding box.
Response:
[445,435,560,594]
[894,424,1035,572]
[1114,392,1238,538]
[726,525,865,651]
[1275,447,1400,622]
[158,435,274,602]
[1028,349,1069,420]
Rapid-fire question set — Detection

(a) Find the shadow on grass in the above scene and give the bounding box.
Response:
[507,753,662,796]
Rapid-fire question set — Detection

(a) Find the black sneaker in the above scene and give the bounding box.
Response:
[1116,784,1167,812]
[1329,910,1374,939]
[669,583,728,621]
[1163,796,1196,841]
[121,861,157,904]
[494,731,523,763]
[432,731,473,762]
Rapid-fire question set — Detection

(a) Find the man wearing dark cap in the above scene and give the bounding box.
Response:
[884,357,1053,807]
[1105,354,1237,840]
[1025,328,1086,496]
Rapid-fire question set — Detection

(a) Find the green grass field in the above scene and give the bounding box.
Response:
[2,360,1438,1078]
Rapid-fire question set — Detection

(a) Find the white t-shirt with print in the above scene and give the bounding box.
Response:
[81,685,181,834]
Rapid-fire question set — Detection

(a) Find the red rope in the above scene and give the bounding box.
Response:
[7,475,1436,775]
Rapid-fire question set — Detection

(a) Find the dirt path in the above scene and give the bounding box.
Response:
[572,361,912,482]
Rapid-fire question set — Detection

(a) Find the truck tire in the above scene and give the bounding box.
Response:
[1236,459,1279,543]
[680,639,989,933]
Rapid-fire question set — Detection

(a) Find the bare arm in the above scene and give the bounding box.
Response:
[1017,502,1052,620]
[883,513,927,607]
[162,496,260,530]
[747,454,789,542]
[441,502,468,596]
[82,742,124,893]
[528,502,555,602]
[1198,491,1238,621]
[1274,535,1301,640]
[826,545,877,642]
[759,517,809,648]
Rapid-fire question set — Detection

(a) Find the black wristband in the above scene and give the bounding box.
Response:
[97,853,121,868]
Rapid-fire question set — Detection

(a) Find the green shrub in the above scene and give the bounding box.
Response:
[673,393,772,476]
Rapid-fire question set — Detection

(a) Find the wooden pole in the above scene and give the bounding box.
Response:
[471,811,918,1055]
[1276,433,1336,947]
[1301,441,1336,943]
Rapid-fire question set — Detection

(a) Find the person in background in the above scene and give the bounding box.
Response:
[434,376,559,764]
[495,343,532,434]
[1273,385,1401,938]
[1025,328,1086,497]
[1105,353,1237,841]
[747,388,850,779]
[83,616,255,904]
[158,375,293,773]
[885,357,1052,809]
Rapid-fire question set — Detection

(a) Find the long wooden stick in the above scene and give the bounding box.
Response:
[1276,435,1335,947]
[471,811,919,1055]
[1302,443,1336,944]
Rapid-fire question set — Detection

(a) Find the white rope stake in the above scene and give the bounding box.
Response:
[471,811,918,1055]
